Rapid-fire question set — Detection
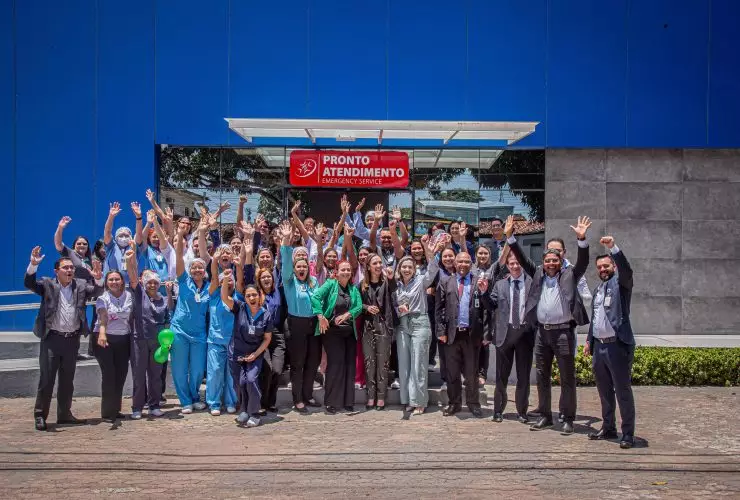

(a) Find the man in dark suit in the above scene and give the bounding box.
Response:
[435,251,490,418]
[505,215,591,434]
[584,236,636,449]
[24,246,104,431]
[478,251,535,424]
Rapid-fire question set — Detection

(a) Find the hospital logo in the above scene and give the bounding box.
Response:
[296,159,318,178]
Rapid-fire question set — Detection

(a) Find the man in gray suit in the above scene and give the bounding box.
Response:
[478,251,534,424]
[25,246,103,431]
[506,215,591,435]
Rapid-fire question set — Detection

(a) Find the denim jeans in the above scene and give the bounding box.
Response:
[396,313,432,407]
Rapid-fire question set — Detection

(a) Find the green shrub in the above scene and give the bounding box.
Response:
[550,346,740,386]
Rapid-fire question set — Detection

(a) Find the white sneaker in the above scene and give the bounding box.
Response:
[226,406,237,414]
[391,379,400,389]
[246,416,261,428]
[440,382,447,391]
[210,409,221,416]
[236,412,249,424]
[149,408,164,418]
[193,402,206,411]
[287,382,292,389]
[181,405,193,414]
[131,411,143,420]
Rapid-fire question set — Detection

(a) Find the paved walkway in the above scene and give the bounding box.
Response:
[0,386,738,499]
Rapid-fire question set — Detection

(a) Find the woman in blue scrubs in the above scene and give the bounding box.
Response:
[171,223,210,414]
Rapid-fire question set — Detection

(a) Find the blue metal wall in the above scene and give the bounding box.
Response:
[1,0,740,328]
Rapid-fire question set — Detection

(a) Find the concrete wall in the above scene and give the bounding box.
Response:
[545,149,740,335]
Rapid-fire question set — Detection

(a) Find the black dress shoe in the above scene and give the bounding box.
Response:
[76,354,94,362]
[294,405,309,415]
[620,436,634,449]
[588,428,618,440]
[530,416,554,431]
[267,407,278,413]
[375,405,385,411]
[34,416,47,431]
[306,399,321,408]
[561,421,574,434]
[325,406,337,415]
[517,414,529,424]
[558,414,565,423]
[365,404,375,410]
[442,404,461,417]
[492,412,503,423]
[469,407,483,418]
[344,405,354,412]
[57,415,87,425]
[116,412,126,419]
[257,409,268,417]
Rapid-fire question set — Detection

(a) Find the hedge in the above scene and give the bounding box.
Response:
[551,346,740,386]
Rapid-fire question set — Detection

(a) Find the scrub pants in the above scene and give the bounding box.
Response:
[396,313,432,407]
[171,333,207,407]
[206,343,237,410]
[230,357,263,416]
[131,337,163,412]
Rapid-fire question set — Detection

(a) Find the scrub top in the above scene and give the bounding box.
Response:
[170,271,210,342]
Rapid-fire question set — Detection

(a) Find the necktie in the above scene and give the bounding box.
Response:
[458,277,464,298]
[512,279,521,328]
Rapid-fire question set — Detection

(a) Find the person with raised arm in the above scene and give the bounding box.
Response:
[255,265,287,415]
[53,216,94,282]
[137,209,176,284]
[505,215,592,435]
[204,248,240,416]
[124,244,172,419]
[223,279,273,428]
[103,201,134,283]
[145,188,174,239]
[170,223,210,414]
[311,260,363,414]
[394,235,442,415]
[25,246,103,430]
[369,204,405,268]
[359,255,398,411]
[279,220,321,413]
[92,267,132,423]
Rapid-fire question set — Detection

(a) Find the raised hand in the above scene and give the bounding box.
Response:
[458,221,468,238]
[197,216,209,233]
[232,252,242,268]
[240,220,255,239]
[389,218,397,230]
[344,224,355,238]
[382,267,394,280]
[58,216,72,228]
[163,206,174,222]
[164,281,175,295]
[312,222,325,242]
[291,200,301,215]
[391,206,402,221]
[217,201,231,215]
[124,241,136,261]
[109,202,121,218]
[279,220,293,240]
[207,213,218,230]
[570,216,592,240]
[255,214,267,232]
[131,202,142,218]
[146,209,156,225]
[213,247,223,262]
[476,275,488,293]
[145,189,155,203]
[355,197,366,213]
[30,246,45,266]
[374,204,386,224]
[504,215,515,238]
[239,194,248,204]
[91,259,103,281]
[600,235,615,249]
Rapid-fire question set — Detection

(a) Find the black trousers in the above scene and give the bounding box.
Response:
[323,328,356,408]
[444,330,480,408]
[362,321,392,401]
[286,315,321,405]
[493,327,534,415]
[34,333,81,420]
[593,338,636,437]
[260,330,287,409]
[478,343,490,380]
[92,333,131,419]
[534,327,577,422]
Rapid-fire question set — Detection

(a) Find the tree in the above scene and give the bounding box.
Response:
[430,189,484,203]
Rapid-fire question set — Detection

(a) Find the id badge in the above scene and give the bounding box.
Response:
[156,254,163,262]
[194,293,201,303]
[604,296,612,307]
[248,325,255,336]
[475,298,480,308]
[121,260,127,271]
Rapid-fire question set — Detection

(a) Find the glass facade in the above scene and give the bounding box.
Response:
[158,147,545,261]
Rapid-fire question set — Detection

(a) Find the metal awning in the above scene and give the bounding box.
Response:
[225,118,538,146]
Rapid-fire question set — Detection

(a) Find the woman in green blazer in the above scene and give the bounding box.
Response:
[311,260,363,414]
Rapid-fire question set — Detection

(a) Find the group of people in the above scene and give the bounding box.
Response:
[26,191,637,448]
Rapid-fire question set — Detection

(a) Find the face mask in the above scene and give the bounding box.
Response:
[116,235,131,248]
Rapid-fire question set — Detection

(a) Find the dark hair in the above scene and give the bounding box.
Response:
[475,243,491,255]
[72,236,93,262]
[93,239,106,260]
[543,248,562,259]
[546,237,566,251]
[54,257,74,270]
[490,217,504,225]
[103,270,125,290]
[595,254,614,265]
[243,284,264,306]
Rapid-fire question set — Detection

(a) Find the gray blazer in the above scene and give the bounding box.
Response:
[481,274,534,346]
[24,272,103,339]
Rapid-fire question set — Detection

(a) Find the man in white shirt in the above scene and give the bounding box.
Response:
[25,246,104,431]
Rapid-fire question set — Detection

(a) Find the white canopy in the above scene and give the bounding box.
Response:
[225,118,538,146]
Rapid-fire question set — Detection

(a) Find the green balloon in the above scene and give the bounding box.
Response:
[158,328,175,347]
[153,346,169,364]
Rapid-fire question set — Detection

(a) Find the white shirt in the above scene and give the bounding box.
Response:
[51,282,80,333]
[536,276,569,325]
[508,274,526,325]
[591,245,620,339]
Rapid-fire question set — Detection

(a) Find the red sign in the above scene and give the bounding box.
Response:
[289,150,409,188]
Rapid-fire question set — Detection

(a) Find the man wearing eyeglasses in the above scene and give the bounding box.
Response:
[504,215,592,435]
[24,246,104,431]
